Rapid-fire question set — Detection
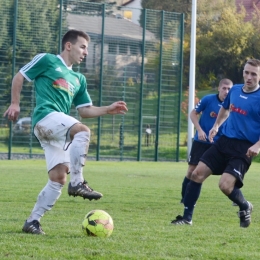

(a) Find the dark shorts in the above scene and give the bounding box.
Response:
[188,140,212,165]
[200,135,253,188]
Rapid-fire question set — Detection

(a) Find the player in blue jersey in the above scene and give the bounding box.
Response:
[180,79,233,203]
[172,59,260,228]
[4,30,128,234]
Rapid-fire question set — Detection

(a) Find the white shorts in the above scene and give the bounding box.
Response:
[34,112,80,172]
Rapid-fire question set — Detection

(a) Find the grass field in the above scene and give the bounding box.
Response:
[1,160,260,260]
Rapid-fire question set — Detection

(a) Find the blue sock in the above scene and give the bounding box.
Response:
[228,187,249,210]
[183,180,202,221]
[181,176,190,200]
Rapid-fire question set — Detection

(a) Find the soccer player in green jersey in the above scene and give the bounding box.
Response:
[4,29,128,235]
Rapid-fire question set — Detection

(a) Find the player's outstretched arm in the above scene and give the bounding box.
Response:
[3,72,24,122]
[78,101,128,118]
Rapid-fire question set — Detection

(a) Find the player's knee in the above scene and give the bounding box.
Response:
[49,165,68,185]
[78,124,90,133]
[190,168,206,183]
[190,170,199,182]
[219,174,235,195]
[70,123,90,139]
[191,162,211,183]
[218,180,232,195]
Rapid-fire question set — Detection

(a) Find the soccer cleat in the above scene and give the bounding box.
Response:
[171,215,192,225]
[68,180,103,201]
[22,220,45,235]
[237,201,253,228]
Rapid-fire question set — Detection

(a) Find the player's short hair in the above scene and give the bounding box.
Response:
[61,29,90,51]
[245,58,260,68]
[219,78,233,87]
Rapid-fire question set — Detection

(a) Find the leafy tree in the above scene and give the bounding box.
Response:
[141,0,247,88]
[196,6,254,84]
[245,5,260,62]
[0,0,60,116]
[182,0,240,87]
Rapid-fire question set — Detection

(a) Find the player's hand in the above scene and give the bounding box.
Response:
[208,127,218,143]
[107,101,128,115]
[246,142,260,158]
[3,104,20,122]
[197,129,207,141]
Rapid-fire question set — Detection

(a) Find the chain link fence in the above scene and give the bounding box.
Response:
[0,0,184,161]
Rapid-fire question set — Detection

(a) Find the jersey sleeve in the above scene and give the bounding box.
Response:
[73,75,92,108]
[194,96,208,113]
[19,53,48,82]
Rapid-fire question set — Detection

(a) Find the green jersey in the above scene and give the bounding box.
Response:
[20,53,92,127]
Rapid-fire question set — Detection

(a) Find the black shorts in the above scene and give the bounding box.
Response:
[189,140,212,165]
[200,135,253,188]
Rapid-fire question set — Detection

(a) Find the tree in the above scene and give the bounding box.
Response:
[182,0,240,87]
[245,4,260,61]
[0,0,60,116]
[196,6,254,84]
[141,0,245,88]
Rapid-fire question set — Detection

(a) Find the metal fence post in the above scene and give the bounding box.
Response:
[119,67,126,161]
[137,8,146,161]
[155,10,164,161]
[176,13,185,162]
[96,3,106,161]
[8,0,18,160]
[58,0,63,53]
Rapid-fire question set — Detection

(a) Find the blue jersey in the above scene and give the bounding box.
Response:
[194,94,224,143]
[222,84,260,144]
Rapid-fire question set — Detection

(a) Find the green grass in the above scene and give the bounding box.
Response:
[1,160,260,259]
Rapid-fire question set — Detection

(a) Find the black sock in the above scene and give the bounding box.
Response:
[181,176,190,200]
[183,180,202,221]
[228,187,248,210]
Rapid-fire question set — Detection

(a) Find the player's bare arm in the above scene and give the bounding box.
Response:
[190,109,207,141]
[78,101,128,118]
[3,72,24,121]
[246,141,260,157]
[208,106,230,143]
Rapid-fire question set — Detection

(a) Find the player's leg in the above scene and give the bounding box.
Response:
[219,158,252,228]
[219,137,253,227]
[180,141,211,203]
[23,113,65,234]
[172,161,212,225]
[180,164,196,203]
[219,173,246,205]
[183,162,212,221]
[172,141,224,226]
[22,145,68,235]
[67,123,102,200]
[22,112,95,234]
